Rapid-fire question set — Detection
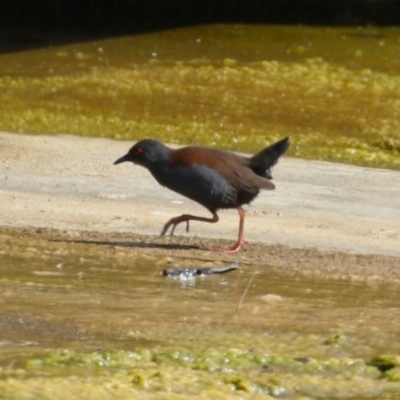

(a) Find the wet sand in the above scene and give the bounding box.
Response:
[1,131,400,280]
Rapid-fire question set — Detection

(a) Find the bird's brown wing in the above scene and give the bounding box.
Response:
[171,147,274,200]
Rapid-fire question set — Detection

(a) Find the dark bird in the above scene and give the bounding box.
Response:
[114,137,289,253]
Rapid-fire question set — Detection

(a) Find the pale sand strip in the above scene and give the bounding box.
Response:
[1,131,399,257]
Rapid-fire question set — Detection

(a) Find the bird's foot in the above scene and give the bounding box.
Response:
[160,224,175,237]
[160,217,190,236]
[211,242,243,254]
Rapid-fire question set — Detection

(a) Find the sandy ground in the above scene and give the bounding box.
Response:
[1,131,400,279]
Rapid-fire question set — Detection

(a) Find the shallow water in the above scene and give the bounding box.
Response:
[0,24,399,169]
[1,229,400,399]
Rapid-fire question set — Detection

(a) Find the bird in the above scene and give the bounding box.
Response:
[114,136,289,253]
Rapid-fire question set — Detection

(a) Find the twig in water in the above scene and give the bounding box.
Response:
[234,264,259,317]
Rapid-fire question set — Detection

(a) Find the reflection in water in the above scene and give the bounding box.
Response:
[168,273,197,288]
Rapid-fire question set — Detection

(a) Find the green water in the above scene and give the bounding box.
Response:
[0,24,399,168]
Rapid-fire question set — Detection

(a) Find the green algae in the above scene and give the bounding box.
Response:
[369,355,400,372]
[25,347,380,377]
[384,367,400,382]
[4,347,399,399]
[0,25,399,169]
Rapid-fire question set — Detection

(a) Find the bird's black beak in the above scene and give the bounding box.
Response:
[113,154,129,165]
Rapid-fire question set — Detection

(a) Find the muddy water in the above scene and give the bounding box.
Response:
[0,24,399,169]
[1,229,400,399]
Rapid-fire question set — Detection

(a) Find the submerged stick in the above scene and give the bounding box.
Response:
[163,262,238,277]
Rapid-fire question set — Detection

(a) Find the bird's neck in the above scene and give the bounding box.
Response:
[146,158,172,186]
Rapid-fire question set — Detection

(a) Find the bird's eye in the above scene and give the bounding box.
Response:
[134,147,143,156]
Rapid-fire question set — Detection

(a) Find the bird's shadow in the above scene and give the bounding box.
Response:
[49,238,200,251]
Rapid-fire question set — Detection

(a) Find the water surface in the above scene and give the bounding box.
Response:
[1,229,400,399]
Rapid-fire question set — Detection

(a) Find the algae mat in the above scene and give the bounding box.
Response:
[0,25,399,169]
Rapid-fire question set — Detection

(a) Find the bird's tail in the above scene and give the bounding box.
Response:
[249,136,290,179]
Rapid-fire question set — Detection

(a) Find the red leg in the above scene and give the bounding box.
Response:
[161,211,219,236]
[213,207,245,253]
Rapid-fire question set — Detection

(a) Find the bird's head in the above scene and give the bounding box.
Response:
[114,139,170,169]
